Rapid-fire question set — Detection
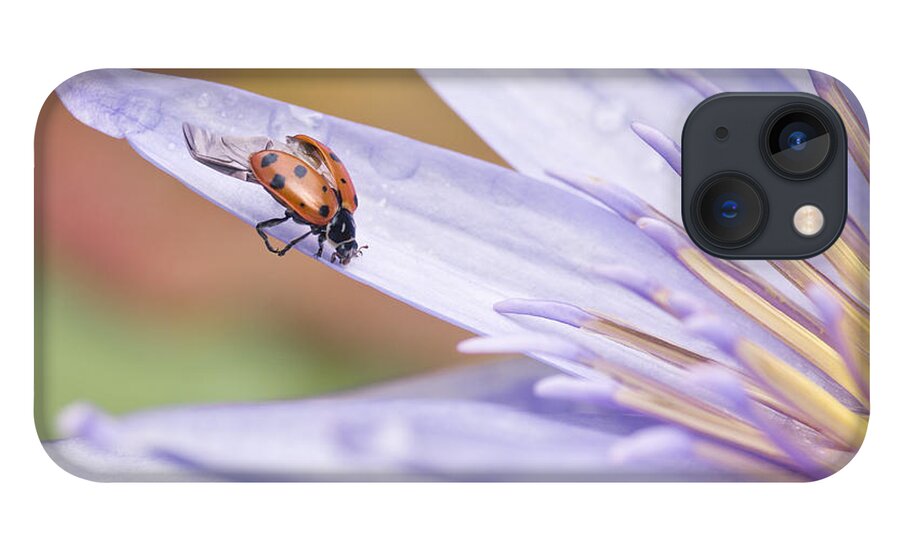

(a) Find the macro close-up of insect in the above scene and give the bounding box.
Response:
[40,68,873,487]
[183,123,365,264]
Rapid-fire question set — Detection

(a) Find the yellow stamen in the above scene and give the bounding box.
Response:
[580,312,816,426]
[587,359,833,473]
[691,441,806,481]
[823,238,870,305]
[734,340,868,450]
[617,387,792,465]
[834,315,870,390]
[772,259,869,355]
[841,220,870,264]
[679,248,867,405]
[813,77,870,182]
[649,289,681,318]
[582,314,707,367]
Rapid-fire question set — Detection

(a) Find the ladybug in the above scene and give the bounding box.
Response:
[287,134,359,214]
[249,148,365,264]
[182,123,365,264]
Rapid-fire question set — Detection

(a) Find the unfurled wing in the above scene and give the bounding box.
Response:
[182,122,277,181]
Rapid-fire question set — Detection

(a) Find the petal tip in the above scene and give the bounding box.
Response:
[495,298,592,327]
[636,217,687,253]
[685,315,739,356]
[609,426,695,465]
[457,334,592,362]
[533,375,620,404]
[56,402,108,439]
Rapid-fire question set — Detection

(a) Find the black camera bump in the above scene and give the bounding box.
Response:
[682,93,847,260]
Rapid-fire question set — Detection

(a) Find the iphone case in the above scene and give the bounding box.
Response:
[35,69,869,481]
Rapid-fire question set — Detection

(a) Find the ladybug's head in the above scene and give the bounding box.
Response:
[333,240,364,265]
[327,209,367,265]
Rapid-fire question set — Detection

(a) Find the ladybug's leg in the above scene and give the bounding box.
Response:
[255,213,292,253]
[315,232,327,258]
[275,229,315,257]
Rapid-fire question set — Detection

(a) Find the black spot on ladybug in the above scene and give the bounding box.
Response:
[354,194,358,206]
[319,205,330,217]
[294,165,307,178]
[340,178,347,183]
[322,186,327,192]
[270,174,286,189]
[261,153,278,167]
[329,152,341,163]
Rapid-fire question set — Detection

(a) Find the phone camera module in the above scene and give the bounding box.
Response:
[682,92,847,259]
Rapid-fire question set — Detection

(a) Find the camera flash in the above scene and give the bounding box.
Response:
[793,205,825,237]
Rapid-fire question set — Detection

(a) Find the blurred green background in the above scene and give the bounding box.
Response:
[35,70,508,439]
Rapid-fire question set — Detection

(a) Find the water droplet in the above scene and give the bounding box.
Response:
[289,106,325,130]
[591,98,628,133]
[643,155,666,173]
[370,138,420,180]
[111,94,161,135]
[268,106,329,141]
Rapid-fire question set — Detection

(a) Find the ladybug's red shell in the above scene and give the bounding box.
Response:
[249,150,339,227]
[291,135,359,213]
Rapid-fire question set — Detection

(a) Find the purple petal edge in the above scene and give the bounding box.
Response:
[631,121,682,175]
[494,298,593,327]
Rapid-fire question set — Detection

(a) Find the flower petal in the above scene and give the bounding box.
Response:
[56,69,814,384]
[421,69,696,219]
[424,68,869,295]
[423,69,816,219]
[43,438,201,482]
[810,70,869,182]
[51,360,732,480]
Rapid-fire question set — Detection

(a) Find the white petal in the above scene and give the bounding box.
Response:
[56,70,821,384]
[50,360,726,480]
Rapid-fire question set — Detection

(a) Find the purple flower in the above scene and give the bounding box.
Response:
[50,69,868,480]
[48,360,731,481]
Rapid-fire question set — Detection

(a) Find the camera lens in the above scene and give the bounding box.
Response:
[695,173,767,246]
[764,107,833,177]
[787,130,809,151]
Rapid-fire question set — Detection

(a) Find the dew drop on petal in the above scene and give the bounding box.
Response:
[369,418,414,457]
[643,155,666,173]
[267,105,329,142]
[590,98,628,133]
[370,139,420,180]
[289,106,326,131]
[111,94,162,135]
[337,415,413,458]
